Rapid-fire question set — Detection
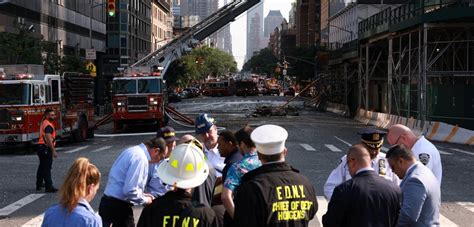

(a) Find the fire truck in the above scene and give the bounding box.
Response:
[111,67,166,131]
[202,78,235,97]
[0,65,95,146]
[265,78,281,96]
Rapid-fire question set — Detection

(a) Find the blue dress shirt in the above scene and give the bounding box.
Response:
[146,159,172,197]
[42,199,102,227]
[103,143,151,205]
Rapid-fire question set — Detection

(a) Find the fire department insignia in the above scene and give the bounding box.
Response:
[373,133,380,141]
[419,153,430,165]
[378,159,386,176]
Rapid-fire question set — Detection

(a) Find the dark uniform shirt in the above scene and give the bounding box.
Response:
[137,189,219,227]
[222,148,243,181]
[233,162,318,227]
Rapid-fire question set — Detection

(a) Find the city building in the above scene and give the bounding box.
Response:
[295,0,320,47]
[263,10,284,47]
[151,0,173,51]
[246,2,264,61]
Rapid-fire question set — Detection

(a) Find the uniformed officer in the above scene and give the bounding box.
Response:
[387,124,442,185]
[324,128,400,200]
[36,108,58,193]
[233,124,318,227]
[137,142,219,227]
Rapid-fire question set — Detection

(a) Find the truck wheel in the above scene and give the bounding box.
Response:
[73,118,88,142]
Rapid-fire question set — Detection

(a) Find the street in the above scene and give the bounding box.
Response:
[0,95,473,227]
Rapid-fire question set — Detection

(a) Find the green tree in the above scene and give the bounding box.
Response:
[0,25,42,64]
[242,48,279,76]
[166,46,237,87]
[287,46,317,82]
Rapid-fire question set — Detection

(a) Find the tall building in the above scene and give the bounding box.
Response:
[180,0,218,45]
[216,0,232,54]
[246,2,264,61]
[151,0,173,52]
[295,0,320,47]
[264,10,284,38]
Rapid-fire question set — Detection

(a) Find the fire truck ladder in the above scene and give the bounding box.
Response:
[130,0,261,77]
[165,105,195,126]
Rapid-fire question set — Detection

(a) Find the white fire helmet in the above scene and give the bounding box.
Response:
[157,142,209,189]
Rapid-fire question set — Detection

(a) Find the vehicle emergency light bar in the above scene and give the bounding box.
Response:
[16,73,34,79]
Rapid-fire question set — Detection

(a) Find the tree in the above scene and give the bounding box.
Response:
[286,46,317,82]
[0,24,42,65]
[242,48,278,76]
[166,46,237,88]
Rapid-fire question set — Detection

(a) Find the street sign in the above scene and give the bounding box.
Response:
[86,49,96,60]
[283,69,287,76]
[86,62,97,77]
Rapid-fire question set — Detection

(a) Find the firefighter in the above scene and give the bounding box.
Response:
[233,124,318,227]
[137,142,218,227]
[323,128,400,200]
[36,108,59,193]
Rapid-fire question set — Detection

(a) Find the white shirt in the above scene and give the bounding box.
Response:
[204,144,225,178]
[411,136,442,185]
[324,152,400,200]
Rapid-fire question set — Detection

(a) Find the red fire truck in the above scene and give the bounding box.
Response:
[202,78,235,97]
[111,67,166,131]
[0,65,95,147]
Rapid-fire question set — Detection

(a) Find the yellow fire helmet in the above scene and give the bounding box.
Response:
[157,142,209,189]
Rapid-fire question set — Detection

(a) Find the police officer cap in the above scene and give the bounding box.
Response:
[195,113,216,135]
[251,124,288,155]
[358,128,386,149]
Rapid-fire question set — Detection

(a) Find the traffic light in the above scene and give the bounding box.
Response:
[108,0,116,17]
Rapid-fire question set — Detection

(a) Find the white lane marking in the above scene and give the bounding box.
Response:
[91,146,112,153]
[55,147,63,151]
[0,194,45,216]
[456,202,474,213]
[450,148,474,156]
[316,196,328,227]
[440,213,458,227]
[438,150,453,155]
[64,146,89,154]
[334,136,352,147]
[324,144,342,152]
[101,139,107,142]
[21,213,44,227]
[300,144,316,151]
[94,127,225,138]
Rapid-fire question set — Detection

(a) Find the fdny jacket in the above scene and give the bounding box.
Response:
[233,162,318,227]
[137,189,219,227]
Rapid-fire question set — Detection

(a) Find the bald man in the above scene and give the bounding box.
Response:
[323,144,402,227]
[387,124,442,185]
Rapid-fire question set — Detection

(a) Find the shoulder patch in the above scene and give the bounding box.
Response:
[419,153,430,165]
[378,159,386,176]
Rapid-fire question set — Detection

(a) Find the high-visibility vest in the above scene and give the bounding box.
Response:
[38,119,56,147]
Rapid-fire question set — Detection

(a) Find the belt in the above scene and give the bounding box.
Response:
[103,195,133,207]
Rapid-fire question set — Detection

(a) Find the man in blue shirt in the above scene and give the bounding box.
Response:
[99,138,166,227]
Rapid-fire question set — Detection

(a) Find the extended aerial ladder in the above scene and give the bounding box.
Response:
[129,0,261,76]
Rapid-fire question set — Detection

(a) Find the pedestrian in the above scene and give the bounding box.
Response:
[386,144,441,226]
[42,157,102,227]
[324,128,399,200]
[322,144,402,227]
[179,134,195,144]
[221,126,261,220]
[36,108,59,193]
[98,138,166,227]
[387,124,442,185]
[233,124,318,226]
[157,126,179,157]
[217,130,243,181]
[195,113,225,177]
[137,142,218,227]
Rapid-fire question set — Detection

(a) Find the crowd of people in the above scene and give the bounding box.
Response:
[38,110,443,227]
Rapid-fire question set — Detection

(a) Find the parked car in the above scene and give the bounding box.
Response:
[168,91,182,103]
[184,87,200,98]
[179,90,189,99]
[284,87,295,96]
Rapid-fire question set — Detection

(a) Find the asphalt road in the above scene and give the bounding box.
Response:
[0,95,473,226]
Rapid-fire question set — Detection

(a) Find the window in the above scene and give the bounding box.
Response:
[51,80,60,102]
[33,85,40,104]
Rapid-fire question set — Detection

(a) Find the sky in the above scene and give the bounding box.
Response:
[226,0,294,69]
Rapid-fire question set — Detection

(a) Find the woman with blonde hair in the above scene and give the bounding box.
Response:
[42,157,102,227]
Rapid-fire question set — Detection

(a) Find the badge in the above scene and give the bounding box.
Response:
[419,153,430,165]
[378,159,386,176]
[373,133,380,141]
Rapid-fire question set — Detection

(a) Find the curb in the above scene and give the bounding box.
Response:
[355,109,473,146]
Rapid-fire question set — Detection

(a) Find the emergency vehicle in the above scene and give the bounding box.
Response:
[202,78,235,97]
[0,65,95,146]
[265,78,281,96]
[111,67,166,131]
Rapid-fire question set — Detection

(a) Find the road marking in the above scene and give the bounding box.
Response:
[64,146,89,154]
[438,150,453,155]
[55,147,63,151]
[440,214,458,227]
[324,144,342,152]
[91,146,112,153]
[21,213,44,227]
[334,136,352,147]
[456,202,474,213]
[0,194,45,217]
[450,148,474,156]
[300,144,316,151]
[315,196,328,227]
